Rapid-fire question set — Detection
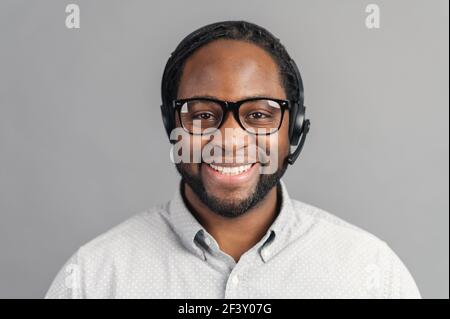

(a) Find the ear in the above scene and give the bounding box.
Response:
[160,104,172,139]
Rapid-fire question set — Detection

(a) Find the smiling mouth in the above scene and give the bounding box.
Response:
[207,163,255,176]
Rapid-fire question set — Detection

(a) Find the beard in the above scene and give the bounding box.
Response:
[176,160,288,218]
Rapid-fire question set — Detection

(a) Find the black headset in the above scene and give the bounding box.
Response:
[160,39,310,165]
[285,58,311,165]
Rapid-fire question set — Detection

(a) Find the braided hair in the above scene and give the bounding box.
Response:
[161,20,300,108]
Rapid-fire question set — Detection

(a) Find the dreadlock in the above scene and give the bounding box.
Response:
[161,20,300,107]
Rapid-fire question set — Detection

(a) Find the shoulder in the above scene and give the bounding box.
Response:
[80,205,168,253]
[45,203,176,298]
[76,202,182,266]
[290,199,421,298]
[291,199,387,251]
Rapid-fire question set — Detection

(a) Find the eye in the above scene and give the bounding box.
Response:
[192,112,216,120]
[248,111,271,119]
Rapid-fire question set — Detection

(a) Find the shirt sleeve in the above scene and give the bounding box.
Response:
[45,249,83,299]
[381,242,421,299]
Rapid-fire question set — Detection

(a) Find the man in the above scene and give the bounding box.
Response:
[46,21,420,298]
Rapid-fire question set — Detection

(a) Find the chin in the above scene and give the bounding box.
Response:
[204,185,253,203]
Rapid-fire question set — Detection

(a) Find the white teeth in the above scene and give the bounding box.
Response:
[209,163,252,175]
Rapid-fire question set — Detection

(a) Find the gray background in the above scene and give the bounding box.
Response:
[0,0,448,298]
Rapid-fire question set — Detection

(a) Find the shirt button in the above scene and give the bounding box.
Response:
[231,275,239,285]
[204,237,211,246]
[262,249,270,260]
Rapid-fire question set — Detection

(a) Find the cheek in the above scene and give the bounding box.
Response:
[279,112,290,157]
[174,117,205,174]
[271,112,290,164]
[255,112,289,171]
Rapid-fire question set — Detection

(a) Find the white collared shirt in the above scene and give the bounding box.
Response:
[45,180,421,298]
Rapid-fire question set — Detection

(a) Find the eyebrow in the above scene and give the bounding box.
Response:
[179,94,277,101]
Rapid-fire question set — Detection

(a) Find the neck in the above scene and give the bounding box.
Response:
[183,183,280,262]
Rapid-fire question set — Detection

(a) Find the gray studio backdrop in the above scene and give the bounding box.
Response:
[0,0,448,298]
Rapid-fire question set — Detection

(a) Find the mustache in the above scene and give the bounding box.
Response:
[200,144,274,166]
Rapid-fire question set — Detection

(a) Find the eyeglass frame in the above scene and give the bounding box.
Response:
[172,96,291,135]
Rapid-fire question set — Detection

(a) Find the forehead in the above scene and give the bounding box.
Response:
[177,39,286,100]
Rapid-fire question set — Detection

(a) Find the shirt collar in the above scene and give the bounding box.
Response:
[166,179,296,262]
[167,182,206,260]
[268,179,295,235]
[258,179,296,262]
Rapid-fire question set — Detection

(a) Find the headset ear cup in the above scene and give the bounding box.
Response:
[288,102,298,143]
[289,103,304,146]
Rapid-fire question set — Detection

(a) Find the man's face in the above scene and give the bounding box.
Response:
[175,39,290,218]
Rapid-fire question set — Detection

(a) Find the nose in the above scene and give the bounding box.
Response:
[214,112,255,161]
[220,111,243,131]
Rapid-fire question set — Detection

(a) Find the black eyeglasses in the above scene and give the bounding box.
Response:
[172,97,290,135]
